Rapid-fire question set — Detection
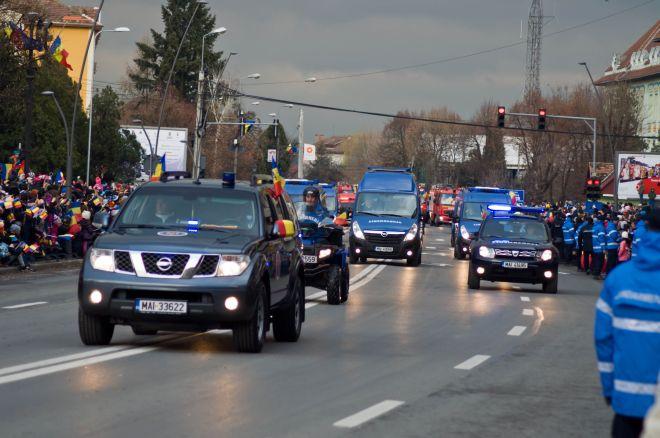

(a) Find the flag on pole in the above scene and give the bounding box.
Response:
[151,154,166,181]
[0,163,12,181]
[271,158,285,198]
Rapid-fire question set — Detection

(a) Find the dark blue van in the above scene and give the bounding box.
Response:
[349,167,423,266]
[451,187,512,259]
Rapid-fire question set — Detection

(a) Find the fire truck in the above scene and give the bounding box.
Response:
[337,183,356,218]
[430,187,456,226]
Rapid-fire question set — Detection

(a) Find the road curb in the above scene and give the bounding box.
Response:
[0,259,83,276]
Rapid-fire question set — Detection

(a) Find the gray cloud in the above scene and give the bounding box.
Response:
[94,0,657,141]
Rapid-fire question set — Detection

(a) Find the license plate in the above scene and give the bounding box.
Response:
[135,299,187,314]
[302,255,317,264]
[502,261,528,269]
[375,246,394,252]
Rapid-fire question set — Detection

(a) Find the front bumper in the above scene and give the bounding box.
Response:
[471,257,558,284]
[78,263,258,329]
[349,235,420,259]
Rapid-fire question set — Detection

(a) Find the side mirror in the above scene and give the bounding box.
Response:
[92,212,110,230]
[272,219,295,238]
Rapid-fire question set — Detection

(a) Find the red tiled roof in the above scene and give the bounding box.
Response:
[41,0,100,26]
[595,20,660,85]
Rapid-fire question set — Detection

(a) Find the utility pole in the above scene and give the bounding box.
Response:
[298,108,304,178]
[23,12,41,172]
[192,67,205,179]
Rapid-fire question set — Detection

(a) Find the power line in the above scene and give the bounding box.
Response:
[226,86,659,141]
[245,0,657,86]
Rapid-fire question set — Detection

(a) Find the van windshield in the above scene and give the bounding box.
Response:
[356,192,417,218]
[461,202,490,221]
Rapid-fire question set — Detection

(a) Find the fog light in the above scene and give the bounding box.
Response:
[476,267,485,275]
[406,250,413,257]
[544,271,553,279]
[89,290,103,304]
[224,296,239,311]
[355,248,361,254]
[462,247,468,252]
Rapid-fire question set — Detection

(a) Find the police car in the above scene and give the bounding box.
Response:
[467,205,559,293]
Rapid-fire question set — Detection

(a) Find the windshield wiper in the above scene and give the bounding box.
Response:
[117,224,180,230]
[355,211,380,216]
[382,213,410,218]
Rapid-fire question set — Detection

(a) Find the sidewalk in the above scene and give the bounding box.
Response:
[0,258,82,276]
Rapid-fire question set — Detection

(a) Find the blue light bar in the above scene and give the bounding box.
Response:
[511,206,545,215]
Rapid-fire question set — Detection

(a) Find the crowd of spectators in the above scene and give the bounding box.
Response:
[0,171,133,271]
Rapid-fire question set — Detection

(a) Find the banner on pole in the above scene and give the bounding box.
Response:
[303,144,316,162]
[267,149,277,163]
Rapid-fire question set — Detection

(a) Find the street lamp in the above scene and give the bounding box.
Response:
[579,61,613,174]
[85,26,131,185]
[246,73,261,79]
[282,104,294,108]
[304,77,317,83]
[42,91,71,198]
[251,101,260,105]
[132,119,154,176]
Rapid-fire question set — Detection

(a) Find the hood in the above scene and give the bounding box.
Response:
[634,229,660,271]
[355,215,416,232]
[461,219,481,233]
[96,228,256,254]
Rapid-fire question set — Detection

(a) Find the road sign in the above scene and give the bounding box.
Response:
[303,144,316,162]
[267,149,277,163]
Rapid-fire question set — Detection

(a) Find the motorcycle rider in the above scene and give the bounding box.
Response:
[298,186,331,224]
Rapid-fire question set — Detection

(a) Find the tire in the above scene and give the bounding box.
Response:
[340,264,350,303]
[78,307,114,346]
[407,249,421,266]
[543,275,558,294]
[467,264,480,289]
[326,265,342,305]
[233,283,267,353]
[349,251,358,264]
[359,256,367,263]
[132,327,158,336]
[273,276,303,342]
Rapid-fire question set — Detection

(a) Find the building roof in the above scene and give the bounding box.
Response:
[595,20,660,85]
[41,0,100,28]
[314,135,350,155]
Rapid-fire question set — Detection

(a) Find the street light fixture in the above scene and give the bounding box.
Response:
[41,91,72,198]
[132,119,155,176]
[246,73,261,79]
[282,104,294,109]
[251,101,260,105]
[304,77,317,83]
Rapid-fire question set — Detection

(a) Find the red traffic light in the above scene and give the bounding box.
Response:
[538,108,547,117]
[594,179,600,186]
[587,179,593,185]
[498,106,506,115]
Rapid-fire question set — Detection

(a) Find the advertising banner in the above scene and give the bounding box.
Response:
[303,144,316,162]
[616,152,660,200]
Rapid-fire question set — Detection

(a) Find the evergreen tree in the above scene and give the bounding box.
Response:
[305,143,344,183]
[256,122,291,174]
[129,0,224,101]
[91,87,143,180]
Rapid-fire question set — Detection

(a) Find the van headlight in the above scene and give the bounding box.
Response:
[540,249,553,262]
[460,225,471,240]
[479,246,495,259]
[89,248,115,272]
[216,255,250,276]
[352,221,365,240]
[404,223,418,241]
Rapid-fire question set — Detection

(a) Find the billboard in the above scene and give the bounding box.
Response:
[616,152,660,199]
[121,126,188,173]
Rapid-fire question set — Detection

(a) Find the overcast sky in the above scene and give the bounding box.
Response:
[94,0,658,143]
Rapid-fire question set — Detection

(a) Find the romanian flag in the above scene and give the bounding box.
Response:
[53,46,73,70]
[70,201,82,215]
[92,197,101,206]
[6,213,14,222]
[23,243,40,254]
[286,144,297,154]
[15,161,25,176]
[27,206,39,216]
[151,154,166,181]
[271,158,285,198]
[0,163,12,180]
[4,197,13,209]
[13,200,22,209]
[275,220,295,237]
[39,210,48,220]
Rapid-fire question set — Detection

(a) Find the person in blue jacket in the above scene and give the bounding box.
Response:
[631,208,648,259]
[297,186,331,224]
[562,213,576,263]
[605,213,620,275]
[594,205,660,438]
[575,216,587,271]
[592,214,606,280]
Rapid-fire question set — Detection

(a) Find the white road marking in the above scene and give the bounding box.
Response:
[333,400,405,428]
[559,271,570,275]
[532,307,545,335]
[434,238,445,242]
[508,326,527,336]
[425,246,437,250]
[351,265,386,291]
[2,302,48,310]
[350,264,378,284]
[522,309,535,316]
[520,296,531,302]
[425,263,453,268]
[454,355,491,370]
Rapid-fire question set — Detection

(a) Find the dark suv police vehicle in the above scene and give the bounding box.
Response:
[467,206,559,294]
[79,173,305,353]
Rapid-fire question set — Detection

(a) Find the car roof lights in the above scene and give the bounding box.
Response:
[487,204,512,212]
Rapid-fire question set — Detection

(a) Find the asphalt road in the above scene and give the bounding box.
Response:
[0,226,610,437]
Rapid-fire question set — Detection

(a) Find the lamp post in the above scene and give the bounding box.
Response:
[86,26,130,185]
[155,0,209,177]
[42,91,71,198]
[192,26,227,179]
[132,119,154,176]
[579,61,614,174]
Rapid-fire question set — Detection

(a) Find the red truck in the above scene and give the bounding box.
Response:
[337,183,356,217]
[430,187,456,226]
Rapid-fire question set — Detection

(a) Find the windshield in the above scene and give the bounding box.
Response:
[116,188,259,236]
[356,192,417,217]
[325,195,337,212]
[481,217,549,241]
[440,194,455,205]
[461,202,491,221]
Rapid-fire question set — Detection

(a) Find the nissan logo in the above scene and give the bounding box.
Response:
[156,257,173,271]
[380,231,388,237]
[512,251,519,257]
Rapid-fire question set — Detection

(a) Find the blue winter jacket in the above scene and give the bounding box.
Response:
[605,221,620,251]
[632,220,646,259]
[592,221,606,253]
[562,217,575,245]
[575,221,587,249]
[594,228,660,418]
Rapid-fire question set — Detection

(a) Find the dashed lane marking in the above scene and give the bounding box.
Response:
[425,246,437,250]
[333,400,405,428]
[2,302,48,310]
[454,355,491,370]
[508,326,527,336]
[520,296,531,302]
[522,309,535,316]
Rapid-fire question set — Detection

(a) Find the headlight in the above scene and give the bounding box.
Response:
[89,248,115,272]
[479,246,495,259]
[540,249,553,262]
[318,248,332,259]
[216,255,250,276]
[460,225,471,240]
[404,223,418,242]
[352,221,365,240]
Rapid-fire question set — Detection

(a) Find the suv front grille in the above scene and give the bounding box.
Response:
[196,255,219,276]
[114,251,134,273]
[494,249,537,260]
[142,253,190,276]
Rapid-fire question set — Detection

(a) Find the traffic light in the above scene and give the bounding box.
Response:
[497,106,506,128]
[537,108,547,130]
[585,178,601,199]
